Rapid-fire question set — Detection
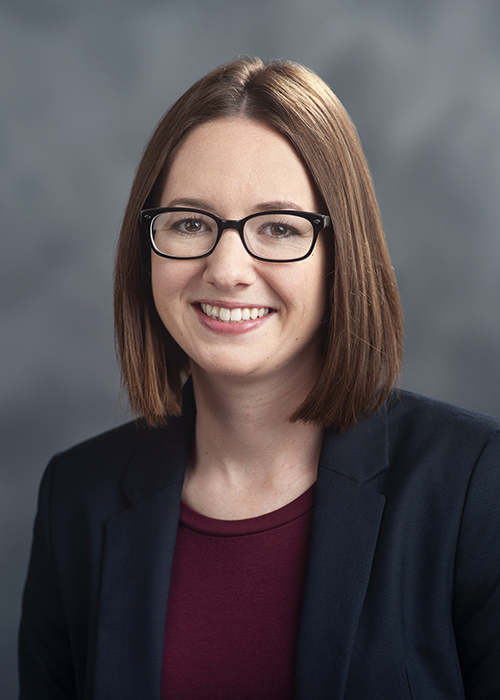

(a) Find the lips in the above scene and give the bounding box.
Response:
[200,303,270,323]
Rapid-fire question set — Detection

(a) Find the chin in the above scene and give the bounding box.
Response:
[190,353,273,381]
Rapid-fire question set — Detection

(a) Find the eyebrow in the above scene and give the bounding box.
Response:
[164,197,307,214]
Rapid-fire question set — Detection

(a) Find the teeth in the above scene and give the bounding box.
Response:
[200,303,270,323]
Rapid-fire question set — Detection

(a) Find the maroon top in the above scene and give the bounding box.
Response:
[161,484,315,699]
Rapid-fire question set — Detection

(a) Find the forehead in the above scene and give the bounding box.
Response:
[160,117,321,215]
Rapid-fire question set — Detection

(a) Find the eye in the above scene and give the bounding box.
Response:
[268,223,292,237]
[174,218,207,234]
[261,220,301,238]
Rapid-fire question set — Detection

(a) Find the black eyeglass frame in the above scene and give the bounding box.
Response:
[140,207,332,263]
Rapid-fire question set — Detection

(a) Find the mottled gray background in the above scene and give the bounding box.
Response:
[2,0,499,695]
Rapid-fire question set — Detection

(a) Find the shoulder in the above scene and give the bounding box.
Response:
[45,379,197,495]
[385,389,500,463]
[34,421,153,529]
[39,409,192,524]
[54,419,151,465]
[372,391,500,529]
[45,419,152,490]
[387,388,500,433]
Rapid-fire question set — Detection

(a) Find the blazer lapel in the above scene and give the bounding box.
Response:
[93,386,195,700]
[92,384,388,699]
[295,409,388,700]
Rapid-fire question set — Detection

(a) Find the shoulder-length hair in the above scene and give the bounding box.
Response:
[114,56,403,430]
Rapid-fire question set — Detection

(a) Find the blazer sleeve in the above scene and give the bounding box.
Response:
[453,429,500,700]
[18,456,77,700]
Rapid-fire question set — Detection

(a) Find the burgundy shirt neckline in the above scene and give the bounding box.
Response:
[179,482,315,537]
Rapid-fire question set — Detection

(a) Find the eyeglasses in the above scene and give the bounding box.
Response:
[140,207,332,263]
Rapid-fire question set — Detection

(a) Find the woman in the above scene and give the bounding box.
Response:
[19,57,500,699]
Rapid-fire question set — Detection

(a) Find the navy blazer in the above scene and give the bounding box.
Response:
[19,386,500,699]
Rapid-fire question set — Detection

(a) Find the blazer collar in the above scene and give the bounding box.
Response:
[319,403,389,483]
[295,407,388,700]
[121,379,196,505]
[93,381,195,700]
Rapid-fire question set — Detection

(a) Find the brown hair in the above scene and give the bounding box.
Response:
[114,56,403,430]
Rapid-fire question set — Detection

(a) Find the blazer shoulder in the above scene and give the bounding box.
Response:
[49,379,196,490]
[54,418,150,465]
[36,421,154,517]
[385,390,500,471]
[387,389,500,437]
[47,419,149,482]
[43,406,193,511]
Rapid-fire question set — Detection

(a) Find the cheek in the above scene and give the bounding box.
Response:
[272,265,327,340]
[150,258,197,334]
[151,257,199,302]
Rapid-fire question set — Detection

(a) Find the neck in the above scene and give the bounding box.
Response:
[182,363,323,518]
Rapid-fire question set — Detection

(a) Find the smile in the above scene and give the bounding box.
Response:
[200,303,270,323]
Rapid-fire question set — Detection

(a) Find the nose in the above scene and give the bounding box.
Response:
[202,228,256,290]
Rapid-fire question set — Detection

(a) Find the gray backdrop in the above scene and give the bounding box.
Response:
[2,0,499,696]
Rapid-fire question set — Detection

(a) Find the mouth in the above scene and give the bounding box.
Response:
[200,303,271,323]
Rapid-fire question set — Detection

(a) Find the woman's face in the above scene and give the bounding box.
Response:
[151,117,330,386]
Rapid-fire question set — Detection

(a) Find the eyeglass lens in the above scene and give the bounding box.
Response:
[150,211,315,261]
